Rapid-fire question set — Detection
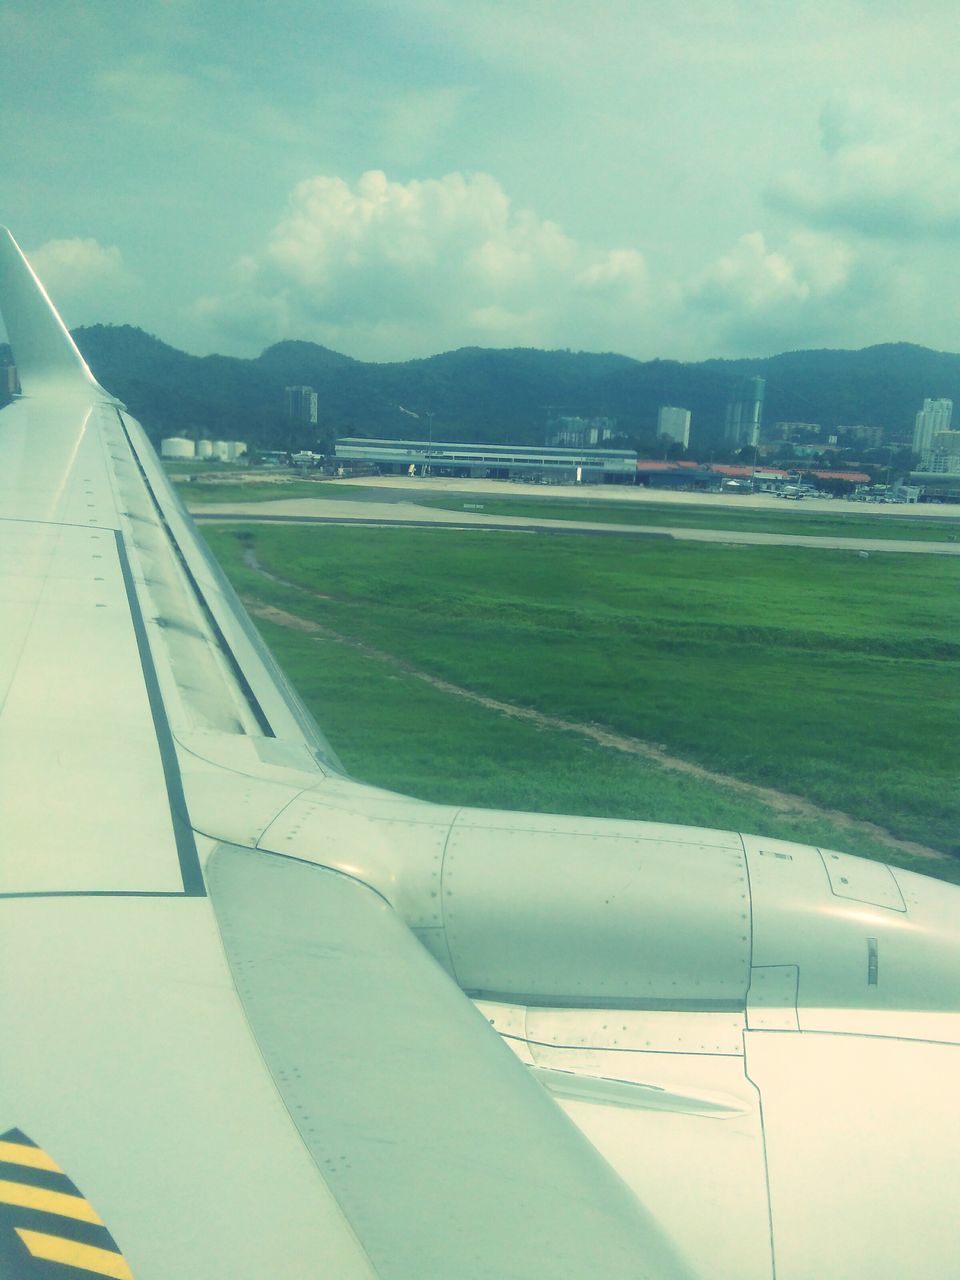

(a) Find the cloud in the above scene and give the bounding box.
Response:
[193,170,650,359]
[191,168,903,361]
[694,231,852,311]
[19,238,138,332]
[770,91,960,239]
[686,229,879,352]
[377,88,471,166]
[27,238,133,296]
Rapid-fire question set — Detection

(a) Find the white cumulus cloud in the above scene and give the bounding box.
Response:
[687,229,875,352]
[193,170,650,359]
[191,163,929,362]
[28,238,131,295]
[20,239,139,332]
[695,231,853,312]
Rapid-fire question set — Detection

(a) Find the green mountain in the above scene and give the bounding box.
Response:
[703,344,960,439]
[2,327,958,453]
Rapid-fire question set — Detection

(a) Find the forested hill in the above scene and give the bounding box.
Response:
[2,325,959,452]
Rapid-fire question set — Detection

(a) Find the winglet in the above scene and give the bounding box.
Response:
[0,227,120,402]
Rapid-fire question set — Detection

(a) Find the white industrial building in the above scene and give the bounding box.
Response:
[211,440,247,462]
[335,438,636,483]
[160,437,195,459]
[160,438,247,462]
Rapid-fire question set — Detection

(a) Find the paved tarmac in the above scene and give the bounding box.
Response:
[326,474,960,521]
[192,496,960,555]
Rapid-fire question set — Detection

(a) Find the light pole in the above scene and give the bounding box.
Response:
[398,404,433,476]
[398,404,435,476]
[425,411,435,475]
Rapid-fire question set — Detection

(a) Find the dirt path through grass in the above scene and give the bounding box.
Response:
[242,588,947,864]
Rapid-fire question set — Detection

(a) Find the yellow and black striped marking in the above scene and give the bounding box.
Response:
[0,1130,133,1278]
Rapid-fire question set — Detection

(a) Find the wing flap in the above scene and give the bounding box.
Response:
[746,1030,960,1280]
[207,845,695,1280]
[0,895,378,1280]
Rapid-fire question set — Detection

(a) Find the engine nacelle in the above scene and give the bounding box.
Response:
[256,778,960,1034]
[438,810,750,1008]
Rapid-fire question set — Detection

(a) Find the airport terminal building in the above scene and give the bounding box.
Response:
[334,437,638,483]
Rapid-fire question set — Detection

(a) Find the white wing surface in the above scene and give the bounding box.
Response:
[1,225,959,1279]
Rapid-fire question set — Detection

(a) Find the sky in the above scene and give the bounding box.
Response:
[3,0,960,364]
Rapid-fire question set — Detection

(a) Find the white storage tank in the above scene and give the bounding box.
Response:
[197,440,214,460]
[160,437,195,459]
[212,440,235,462]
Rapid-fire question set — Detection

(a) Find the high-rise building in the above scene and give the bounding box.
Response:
[546,416,616,447]
[284,385,319,425]
[657,406,691,449]
[724,376,765,448]
[933,430,960,456]
[771,421,821,441]
[922,454,960,474]
[920,429,960,472]
[835,424,883,448]
[912,398,952,454]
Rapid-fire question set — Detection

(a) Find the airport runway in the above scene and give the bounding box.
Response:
[325,474,960,520]
[192,497,960,555]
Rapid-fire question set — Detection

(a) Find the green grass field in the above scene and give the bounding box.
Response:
[416,494,960,541]
[161,460,241,476]
[203,522,960,880]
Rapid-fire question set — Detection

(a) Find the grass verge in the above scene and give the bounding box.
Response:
[415,494,960,541]
[176,479,360,504]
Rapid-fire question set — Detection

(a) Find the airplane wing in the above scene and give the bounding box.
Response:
[1,225,959,1279]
